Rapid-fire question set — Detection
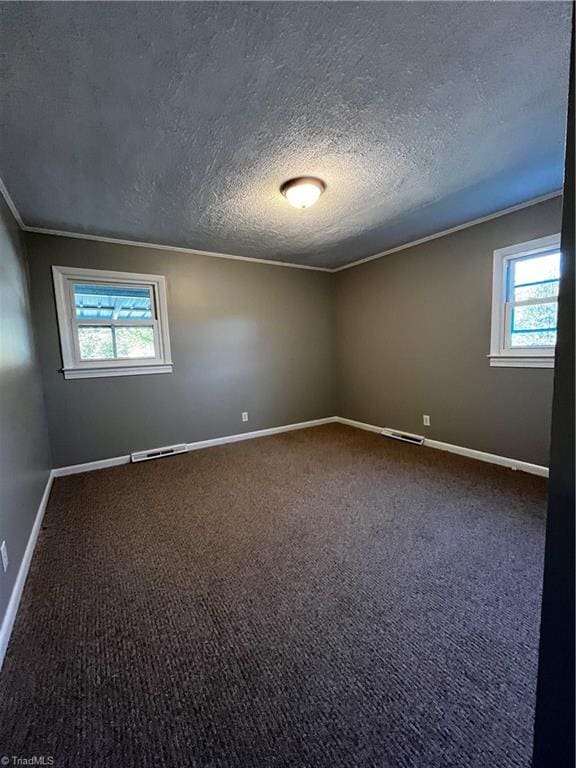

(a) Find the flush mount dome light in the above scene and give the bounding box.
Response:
[281,177,326,209]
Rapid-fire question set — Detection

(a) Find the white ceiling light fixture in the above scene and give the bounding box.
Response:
[281,177,326,209]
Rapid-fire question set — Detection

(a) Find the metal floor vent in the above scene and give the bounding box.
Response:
[131,444,188,463]
[381,428,425,446]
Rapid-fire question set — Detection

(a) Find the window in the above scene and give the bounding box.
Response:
[489,234,561,368]
[52,266,173,379]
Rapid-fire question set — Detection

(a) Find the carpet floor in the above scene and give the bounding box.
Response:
[0,424,546,768]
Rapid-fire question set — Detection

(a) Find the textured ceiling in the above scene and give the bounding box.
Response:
[0,2,571,269]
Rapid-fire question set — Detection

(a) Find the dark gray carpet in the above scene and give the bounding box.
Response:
[0,424,546,767]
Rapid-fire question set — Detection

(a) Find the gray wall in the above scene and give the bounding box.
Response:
[26,235,336,467]
[0,197,51,625]
[335,197,562,466]
[25,196,560,470]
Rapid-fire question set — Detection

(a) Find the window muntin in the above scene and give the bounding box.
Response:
[52,267,172,379]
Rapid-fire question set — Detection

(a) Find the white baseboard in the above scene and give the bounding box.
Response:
[423,438,549,477]
[0,471,54,670]
[335,417,549,477]
[52,417,339,477]
[51,416,548,478]
[332,416,383,434]
[186,417,337,452]
[52,454,131,477]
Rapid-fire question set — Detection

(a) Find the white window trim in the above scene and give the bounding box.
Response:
[52,265,173,379]
[488,234,561,369]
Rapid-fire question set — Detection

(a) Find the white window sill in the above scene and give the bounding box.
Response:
[63,364,173,380]
[488,355,554,369]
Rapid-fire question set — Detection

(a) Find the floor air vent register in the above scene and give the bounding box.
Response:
[131,444,188,463]
[381,428,425,446]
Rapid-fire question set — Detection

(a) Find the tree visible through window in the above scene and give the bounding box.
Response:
[507,251,560,349]
[77,326,156,360]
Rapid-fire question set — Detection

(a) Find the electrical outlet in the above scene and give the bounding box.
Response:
[242,412,249,423]
[1,541,8,573]
[423,415,431,427]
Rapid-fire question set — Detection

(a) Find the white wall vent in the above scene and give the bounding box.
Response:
[381,428,424,446]
[131,444,188,463]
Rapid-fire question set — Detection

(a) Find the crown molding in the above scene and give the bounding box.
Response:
[22,226,332,272]
[0,174,25,229]
[0,172,562,273]
[331,190,563,272]
[0,174,330,272]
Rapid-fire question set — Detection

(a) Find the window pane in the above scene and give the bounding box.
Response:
[513,252,560,286]
[511,301,557,348]
[78,327,115,360]
[512,301,557,331]
[74,283,152,320]
[514,279,559,301]
[115,327,156,359]
[511,330,556,348]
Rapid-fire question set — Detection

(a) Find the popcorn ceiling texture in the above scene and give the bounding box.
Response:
[0,1,571,268]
